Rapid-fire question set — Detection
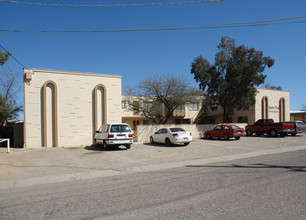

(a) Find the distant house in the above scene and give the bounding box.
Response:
[290,110,306,124]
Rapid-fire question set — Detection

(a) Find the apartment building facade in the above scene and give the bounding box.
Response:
[121,88,290,133]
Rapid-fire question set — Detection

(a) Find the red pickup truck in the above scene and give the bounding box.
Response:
[245,119,296,137]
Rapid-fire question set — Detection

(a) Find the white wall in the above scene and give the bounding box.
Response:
[24,68,122,148]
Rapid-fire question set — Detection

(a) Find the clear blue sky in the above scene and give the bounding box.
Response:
[1,0,305,112]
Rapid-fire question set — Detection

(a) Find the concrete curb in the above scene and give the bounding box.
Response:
[1,145,305,190]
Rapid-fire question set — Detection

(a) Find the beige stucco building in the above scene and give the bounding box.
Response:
[23,68,122,149]
[202,88,290,124]
[121,88,290,134]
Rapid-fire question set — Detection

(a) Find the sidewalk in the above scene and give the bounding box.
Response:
[1,134,306,189]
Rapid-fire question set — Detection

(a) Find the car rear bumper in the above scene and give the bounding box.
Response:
[282,129,296,133]
[106,139,133,145]
[232,133,246,137]
[171,137,192,144]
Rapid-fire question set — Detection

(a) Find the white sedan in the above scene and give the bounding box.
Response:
[150,127,192,146]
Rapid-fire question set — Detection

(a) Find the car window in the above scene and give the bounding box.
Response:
[110,124,131,133]
[162,129,168,134]
[169,128,185,132]
[230,125,241,129]
[254,120,263,125]
[214,126,221,130]
[266,119,274,124]
[223,126,230,130]
[155,129,162,134]
[297,121,305,126]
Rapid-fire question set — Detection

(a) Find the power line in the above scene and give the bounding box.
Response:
[0,0,224,7]
[1,15,306,33]
[0,44,26,68]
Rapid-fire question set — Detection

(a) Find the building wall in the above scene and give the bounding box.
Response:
[290,111,306,124]
[24,68,122,149]
[254,88,290,123]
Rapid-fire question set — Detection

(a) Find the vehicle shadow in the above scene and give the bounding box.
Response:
[143,143,187,148]
[244,135,286,138]
[200,138,240,141]
[186,163,306,172]
[84,145,127,151]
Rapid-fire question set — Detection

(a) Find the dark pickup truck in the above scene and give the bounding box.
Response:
[245,119,296,137]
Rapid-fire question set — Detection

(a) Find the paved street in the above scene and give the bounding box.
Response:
[1,149,305,220]
[0,134,306,189]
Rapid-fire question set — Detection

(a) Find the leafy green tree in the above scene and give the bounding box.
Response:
[124,74,202,124]
[0,33,11,65]
[191,36,274,123]
[264,83,282,90]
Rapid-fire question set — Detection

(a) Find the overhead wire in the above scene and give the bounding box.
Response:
[0,44,26,68]
[1,15,306,33]
[0,0,224,7]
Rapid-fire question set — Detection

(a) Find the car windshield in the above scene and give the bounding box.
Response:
[169,128,185,132]
[297,121,305,126]
[110,124,131,133]
[229,125,241,129]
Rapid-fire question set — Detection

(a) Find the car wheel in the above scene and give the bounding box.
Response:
[165,138,171,146]
[235,137,240,140]
[269,129,277,137]
[125,144,131,149]
[291,133,297,136]
[150,136,155,144]
[206,133,212,140]
[184,142,189,146]
[223,134,229,140]
[103,141,108,151]
[246,129,253,136]
[94,139,100,147]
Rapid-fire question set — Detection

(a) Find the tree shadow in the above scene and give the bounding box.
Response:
[186,163,306,172]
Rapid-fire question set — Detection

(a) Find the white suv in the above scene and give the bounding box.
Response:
[95,123,133,150]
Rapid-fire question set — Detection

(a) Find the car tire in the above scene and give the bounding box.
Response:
[223,134,229,140]
[165,138,171,146]
[103,141,108,151]
[246,129,253,136]
[206,133,212,140]
[235,137,240,140]
[269,129,277,137]
[125,144,131,149]
[150,136,154,144]
[184,142,190,146]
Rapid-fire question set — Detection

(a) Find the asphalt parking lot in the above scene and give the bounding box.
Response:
[0,133,305,189]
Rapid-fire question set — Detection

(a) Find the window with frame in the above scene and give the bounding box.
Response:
[238,116,248,123]
[175,105,184,111]
[121,101,126,109]
[189,102,199,111]
[210,118,217,124]
[143,120,153,125]
[143,101,153,109]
